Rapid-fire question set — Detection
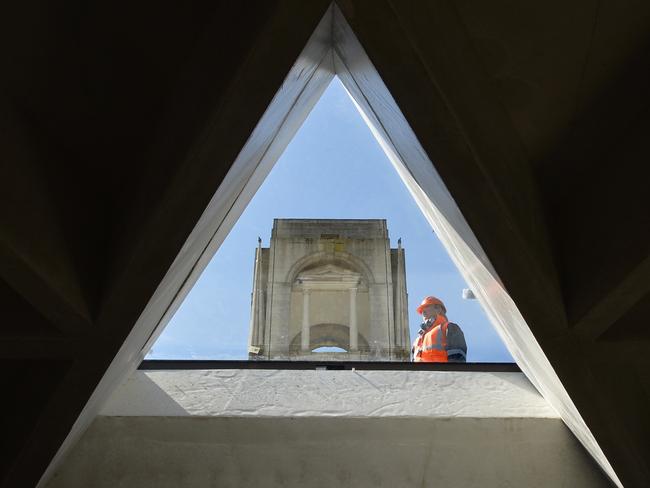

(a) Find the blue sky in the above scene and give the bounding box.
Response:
[147,78,513,362]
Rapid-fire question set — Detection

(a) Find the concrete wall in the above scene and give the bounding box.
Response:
[43,370,612,487]
[46,416,611,488]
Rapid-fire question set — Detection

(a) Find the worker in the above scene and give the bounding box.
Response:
[412,296,467,362]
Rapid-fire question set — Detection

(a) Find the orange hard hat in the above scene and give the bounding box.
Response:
[416,296,446,315]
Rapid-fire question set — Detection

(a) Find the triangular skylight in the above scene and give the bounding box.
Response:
[146,78,513,363]
[57,5,619,487]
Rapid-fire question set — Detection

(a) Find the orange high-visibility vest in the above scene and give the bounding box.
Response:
[412,316,449,363]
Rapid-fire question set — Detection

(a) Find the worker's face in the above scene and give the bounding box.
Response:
[421,304,438,321]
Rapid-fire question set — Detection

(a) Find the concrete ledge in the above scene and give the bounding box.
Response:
[46,417,610,488]
[101,370,557,418]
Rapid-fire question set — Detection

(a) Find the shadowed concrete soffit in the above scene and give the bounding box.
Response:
[1,1,649,487]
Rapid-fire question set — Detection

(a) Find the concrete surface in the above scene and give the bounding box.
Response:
[45,416,612,488]
[101,370,557,418]
[48,370,610,487]
[3,0,649,486]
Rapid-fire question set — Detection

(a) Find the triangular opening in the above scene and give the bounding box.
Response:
[146,78,513,363]
[54,5,618,488]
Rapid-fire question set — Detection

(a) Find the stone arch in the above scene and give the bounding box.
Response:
[285,250,375,285]
[289,324,370,353]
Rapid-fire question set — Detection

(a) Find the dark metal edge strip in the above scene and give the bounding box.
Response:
[139,359,520,372]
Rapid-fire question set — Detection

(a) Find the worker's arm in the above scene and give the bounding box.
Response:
[446,322,467,362]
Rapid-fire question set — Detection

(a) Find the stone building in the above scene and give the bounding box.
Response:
[248,219,410,360]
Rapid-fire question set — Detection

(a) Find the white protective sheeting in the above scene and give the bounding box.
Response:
[101,369,556,418]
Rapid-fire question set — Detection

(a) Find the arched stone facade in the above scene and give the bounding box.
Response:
[285,250,376,285]
[248,219,410,361]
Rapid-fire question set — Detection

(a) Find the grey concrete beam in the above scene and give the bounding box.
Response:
[573,251,650,341]
[45,416,612,488]
[0,337,84,359]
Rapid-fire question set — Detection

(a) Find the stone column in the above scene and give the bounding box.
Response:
[349,287,358,351]
[301,289,310,351]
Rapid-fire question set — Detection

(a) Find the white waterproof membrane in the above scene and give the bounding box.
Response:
[103,370,555,418]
